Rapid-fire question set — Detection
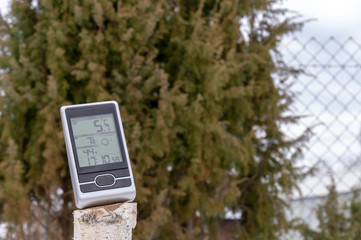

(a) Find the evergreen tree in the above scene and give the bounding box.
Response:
[0,0,304,239]
[298,184,361,240]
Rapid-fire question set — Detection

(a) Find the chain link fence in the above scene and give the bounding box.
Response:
[279,36,361,230]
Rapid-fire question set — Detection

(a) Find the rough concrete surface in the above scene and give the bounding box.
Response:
[74,202,137,240]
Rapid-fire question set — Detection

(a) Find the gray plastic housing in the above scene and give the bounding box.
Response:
[60,101,136,209]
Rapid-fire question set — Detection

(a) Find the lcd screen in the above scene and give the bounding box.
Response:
[70,113,123,167]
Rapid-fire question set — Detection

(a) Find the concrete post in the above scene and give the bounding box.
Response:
[73,202,137,240]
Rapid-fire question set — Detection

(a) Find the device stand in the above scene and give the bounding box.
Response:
[73,202,137,239]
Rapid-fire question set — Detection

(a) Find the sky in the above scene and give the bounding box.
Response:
[282,0,361,40]
[0,1,8,16]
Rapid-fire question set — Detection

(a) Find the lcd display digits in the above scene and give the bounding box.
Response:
[71,113,123,167]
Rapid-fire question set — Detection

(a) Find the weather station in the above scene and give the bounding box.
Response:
[60,101,136,209]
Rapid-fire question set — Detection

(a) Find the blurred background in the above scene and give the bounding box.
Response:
[1,0,361,239]
[277,0,361,238]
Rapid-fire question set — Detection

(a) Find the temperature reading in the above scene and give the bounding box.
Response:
[71,113,124,167]
[94,119,111,133]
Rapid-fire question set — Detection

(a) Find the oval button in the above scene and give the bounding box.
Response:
[95,174,115,187]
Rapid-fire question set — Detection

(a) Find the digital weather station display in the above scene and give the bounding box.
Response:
[71,113,123,168]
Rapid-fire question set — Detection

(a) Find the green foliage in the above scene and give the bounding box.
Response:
[297,184,361,240]
[0,0,304,239]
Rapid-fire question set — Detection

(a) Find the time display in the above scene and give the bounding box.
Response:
[71,113,123,167]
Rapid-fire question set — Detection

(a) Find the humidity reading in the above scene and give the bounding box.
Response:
[71,113,123,167]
